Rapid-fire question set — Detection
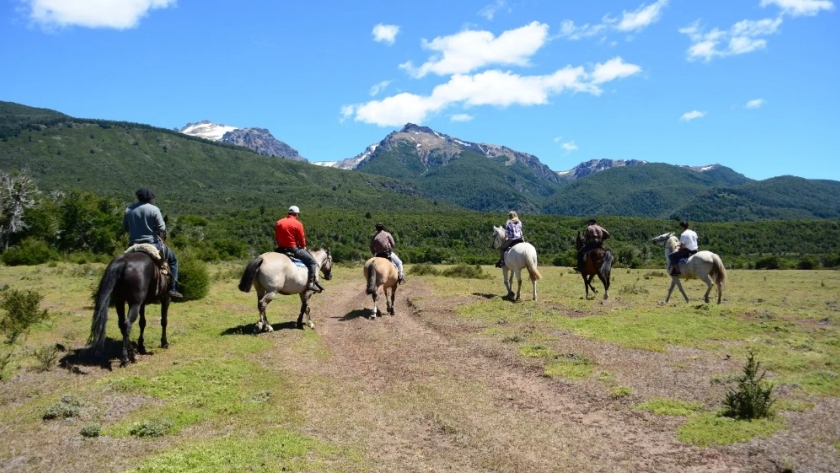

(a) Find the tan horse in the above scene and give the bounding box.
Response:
[238,248,332,330]
[651,233,727,304]
[364,256,399,318]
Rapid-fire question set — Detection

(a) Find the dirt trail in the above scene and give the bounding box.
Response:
[263,280,773,473]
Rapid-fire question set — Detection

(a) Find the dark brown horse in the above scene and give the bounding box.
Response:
[90,251,171,367]
[575,232,613,300]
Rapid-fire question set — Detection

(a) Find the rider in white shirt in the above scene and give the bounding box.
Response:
[669,220,698,275]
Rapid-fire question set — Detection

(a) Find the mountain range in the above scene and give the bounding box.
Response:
[2,100,839,221]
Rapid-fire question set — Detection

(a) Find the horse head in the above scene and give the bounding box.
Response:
[491,225,505,249]
[651,232,674,247]
[318,248,333,280]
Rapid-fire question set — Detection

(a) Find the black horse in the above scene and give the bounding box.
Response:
[575,232,614,300]
[90,251,171,366]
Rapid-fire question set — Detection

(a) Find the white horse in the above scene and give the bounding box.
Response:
[491,226,541,301]
[238,248,333,331]
[651,233,727,304]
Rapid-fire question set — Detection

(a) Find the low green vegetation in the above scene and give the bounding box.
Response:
[634,398,705,416]
[677,412,785,447]
[544,353,595,380]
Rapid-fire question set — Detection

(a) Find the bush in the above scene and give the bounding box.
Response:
[408,263,440,276]
[32,344,59,372]
[797,255,819,270]
[80,423,102,438]
[129,418,172,438]
[1,289,50,344]
[2,238,59,266]
[723,351,774,420]
[43,395,81,420]
[441,264,491,279]
[176,253,210,302]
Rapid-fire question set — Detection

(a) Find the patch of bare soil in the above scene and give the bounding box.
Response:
[259,280,839,473]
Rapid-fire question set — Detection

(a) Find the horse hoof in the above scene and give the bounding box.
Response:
[265,325,274,333]
[137,346,147,355]
[119,360,129,368]
[161,342,169,349]
[297,323,305,330]
[308,321,315,329]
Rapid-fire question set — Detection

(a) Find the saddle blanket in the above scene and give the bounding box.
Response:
[125,243,161,261]
[289,257,306,268]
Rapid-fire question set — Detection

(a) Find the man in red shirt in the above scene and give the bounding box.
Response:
[275,205,323,292]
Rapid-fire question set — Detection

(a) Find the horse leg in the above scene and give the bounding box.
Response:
[515,269,522,302]
[671,277,689,303]
[297,292,314,329]
[387,285,396,315]
[532,275,537,301]
[502,267,514,299]
[665,278,678,303]
[370,286,380,319]
[597,273,609,301]
[137,305,147,355]
[121,304,141,367]
[160,298,169,348]
[698,274,714,304]
[257,290,276,332]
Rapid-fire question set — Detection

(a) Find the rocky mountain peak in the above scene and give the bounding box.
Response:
[180,121,306,162]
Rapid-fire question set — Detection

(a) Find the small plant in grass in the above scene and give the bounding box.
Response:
[722,350,774,420]
[80,423,102,438]
[408,263,440,276]
[611,386,633,398]
[441,264,492,279]
[502,334,525,343]
[619,283,649,295]
[634,398,704,416]
[544,353,594,379]
[1,289,50,344]
[32,344,59,372]
[43,395,81,420]
[129,419,173,438]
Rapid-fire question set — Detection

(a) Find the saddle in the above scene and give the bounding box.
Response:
[124,243,170,298]
[504,240,525,254]
[275,248,308,267]
[374,252,399,269]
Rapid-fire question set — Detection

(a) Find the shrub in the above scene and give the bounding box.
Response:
[43,395,81,420]
[2,238,59,266]
[441,264,491,279]
[80,423,102,438]
[1,289,50,344]
[723,351,774,420]
[408,263,440,276]
[129,418,172,438]
[32,344,59,372]
[175,253,210,302]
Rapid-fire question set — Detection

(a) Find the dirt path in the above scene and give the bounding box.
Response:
[262,279,779,473]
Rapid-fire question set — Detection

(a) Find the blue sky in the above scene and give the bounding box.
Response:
[1,0,837,180]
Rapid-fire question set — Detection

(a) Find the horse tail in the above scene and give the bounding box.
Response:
[366,260,378,295]
[238,256,263,293]
[710,253,727,294]
[525,252,542,281]
[89,256,125,356]
[601,250,614,280]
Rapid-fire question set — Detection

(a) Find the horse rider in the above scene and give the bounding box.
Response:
[577,218,610,272]
[669,220,698,276]
[496,210,524,268]
[370,222,406,284]
[275,205,324,292]
[123,188,183,298]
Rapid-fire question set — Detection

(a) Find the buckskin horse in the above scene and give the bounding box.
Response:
[363,256,399,318]
[651,232,727,304]
[90,248,171,367]
[491,225,541,301]
[575,231,614,300]
[238,248,332,331]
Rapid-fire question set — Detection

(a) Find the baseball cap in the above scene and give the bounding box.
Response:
[288,205,300,214]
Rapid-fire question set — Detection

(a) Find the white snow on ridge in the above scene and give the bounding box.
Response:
[180,121,238,141]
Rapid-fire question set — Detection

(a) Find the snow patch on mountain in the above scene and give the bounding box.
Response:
[179,120,238,141]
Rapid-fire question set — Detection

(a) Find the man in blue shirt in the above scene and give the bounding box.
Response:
[123,188,182,298]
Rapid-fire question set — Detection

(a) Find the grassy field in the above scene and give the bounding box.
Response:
[0,261,838,472]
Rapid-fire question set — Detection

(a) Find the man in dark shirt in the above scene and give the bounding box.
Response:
[370,222,405,284]
[123,188,182,298]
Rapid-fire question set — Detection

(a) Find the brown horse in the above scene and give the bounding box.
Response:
[364,256,399,318]
[90,250,171,367]
[575,232,613,300]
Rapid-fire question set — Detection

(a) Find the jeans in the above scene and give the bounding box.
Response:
[276,247,318,281]
[153,242,178,291]
[375,251,404,278]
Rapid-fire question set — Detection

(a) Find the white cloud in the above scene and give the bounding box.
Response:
[372,23,399,45]
[761,0,834,16]
[680,110,706,121]
[24,0,175,29]
[613,0,669,32]
[746,98,767,108]
[450,114,474,122]
[559,0,668,40]
[399,21,549,78]
[478,0,509,20]
[369,80,393,96]
[343,57,641,126]
[562,141,579,152]
[680,17,782,61]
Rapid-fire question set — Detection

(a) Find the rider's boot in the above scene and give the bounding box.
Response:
[398,273,406,285]
[168,285,184,299]
[307,274,323,292]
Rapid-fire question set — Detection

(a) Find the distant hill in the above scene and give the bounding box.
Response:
[0,101,460,215]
